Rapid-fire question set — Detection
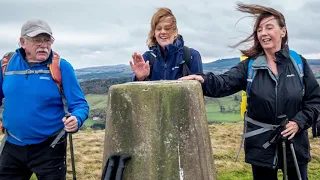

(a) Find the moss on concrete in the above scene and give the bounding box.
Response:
[103,80,216,180]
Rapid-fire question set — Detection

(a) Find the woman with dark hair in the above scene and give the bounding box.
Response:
[180,3,320,180]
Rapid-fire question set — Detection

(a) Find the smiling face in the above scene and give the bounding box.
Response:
[154,17,177,49]
[257,16,286,53]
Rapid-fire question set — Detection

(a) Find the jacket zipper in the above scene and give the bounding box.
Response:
[256,66,278,123]
[265,66,279,169]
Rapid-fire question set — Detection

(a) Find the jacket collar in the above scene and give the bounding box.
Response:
[17,48,53,65]
[149,34,185,56]
[252,45,290,68]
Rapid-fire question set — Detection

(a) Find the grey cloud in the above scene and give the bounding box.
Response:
[0,0,318,69]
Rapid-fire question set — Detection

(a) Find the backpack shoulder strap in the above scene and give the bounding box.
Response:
[180,46,192,76]
[48,51,62,93]
[1,52,16,78]
[147,51,156,79]
[182,46,191,68]
[246,58,255,98]
[289,49,304,95]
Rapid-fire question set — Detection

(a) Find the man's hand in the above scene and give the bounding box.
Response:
[62,116,78,133]
[129,52,150,81]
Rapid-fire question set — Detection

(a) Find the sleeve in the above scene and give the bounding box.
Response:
[60,59,90,129]
[189,49,203,74]
[201,60,248,97]
[292,56,320,131]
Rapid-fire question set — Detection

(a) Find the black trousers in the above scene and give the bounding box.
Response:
[252,164,308,180]
[0,136,66,180]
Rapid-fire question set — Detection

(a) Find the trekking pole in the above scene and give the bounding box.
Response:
[101,154,120,180]
[115,154,131,180]
[289,142,302,180]
[278,115,288,180]
[66,113,77,180]
[282,138,288,180]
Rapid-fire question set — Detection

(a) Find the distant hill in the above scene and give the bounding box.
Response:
[75,58,320,81]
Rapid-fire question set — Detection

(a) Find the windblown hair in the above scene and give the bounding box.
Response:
[147,8,178,47]
[232,2,288,59]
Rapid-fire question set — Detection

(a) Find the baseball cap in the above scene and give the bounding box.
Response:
[21,19,53,38]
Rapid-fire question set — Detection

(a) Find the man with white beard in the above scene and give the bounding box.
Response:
[0,19,89,180]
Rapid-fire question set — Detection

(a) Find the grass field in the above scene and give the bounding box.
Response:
[7,90,320,179]
[85,93,243,124]
[25,122,320,180]
[85,94,108,110]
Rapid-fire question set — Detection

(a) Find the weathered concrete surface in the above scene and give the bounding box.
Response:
[103,80,216,180]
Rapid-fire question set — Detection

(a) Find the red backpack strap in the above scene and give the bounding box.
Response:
[1,52,15,78]
[48,51,62,93]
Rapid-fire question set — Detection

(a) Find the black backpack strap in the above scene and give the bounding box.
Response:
[147,52,156,80]
[180,46,192,76]
[182,46,191,67]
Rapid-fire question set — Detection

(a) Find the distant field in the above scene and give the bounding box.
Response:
[83,118,95,126]
[85,93,243,124]
[85,94,108,110]
[205,94,242,123]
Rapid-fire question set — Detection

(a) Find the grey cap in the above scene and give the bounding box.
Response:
[21,19,53,37]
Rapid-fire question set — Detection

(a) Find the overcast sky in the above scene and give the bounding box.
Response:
[0,0,319,69]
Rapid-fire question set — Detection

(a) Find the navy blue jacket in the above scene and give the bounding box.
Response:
[133,35,203,80]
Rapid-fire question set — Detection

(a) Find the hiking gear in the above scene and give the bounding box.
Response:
[0,48,88,146]
[312,116,320,138]
[1,51,63,92]
[202,46,320,169]
[21,19,53,38]
[101,154,120,180]
[246,50,304,99]
[0,51,66,148]
[279,115,302,180]
[134,35,203,81]
[65,113,77,180]
[101,154,131,180]
[149,45,192,78]
[115,154,131,180]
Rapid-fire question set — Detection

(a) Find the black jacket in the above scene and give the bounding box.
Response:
[202,46,320,168]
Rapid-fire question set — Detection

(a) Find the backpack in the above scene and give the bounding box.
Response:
[313,115,320,138]
[148,46,192,79]
[246,50,304,98]
[0,51,64,133]
[236,50,306,161]
[241,50,320,137]
[1,51,63,92]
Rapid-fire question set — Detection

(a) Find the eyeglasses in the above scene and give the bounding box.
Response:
[26,36,55,45]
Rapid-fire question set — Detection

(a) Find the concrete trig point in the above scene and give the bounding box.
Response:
[102,80,216,180]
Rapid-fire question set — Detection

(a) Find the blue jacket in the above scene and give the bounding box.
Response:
[0,48,89,146]
[134,35,203,80]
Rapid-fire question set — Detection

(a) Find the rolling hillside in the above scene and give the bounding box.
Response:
[75,58,320,81]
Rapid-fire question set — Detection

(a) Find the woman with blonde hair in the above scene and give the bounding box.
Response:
[130,8,203,81]
[180,3,320,180]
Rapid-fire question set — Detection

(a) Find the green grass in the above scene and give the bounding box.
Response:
[205,95,242,123]
[83,118,95,126]
[218,169,252,180]
[85,94,108,110]
[84,93,244,124]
